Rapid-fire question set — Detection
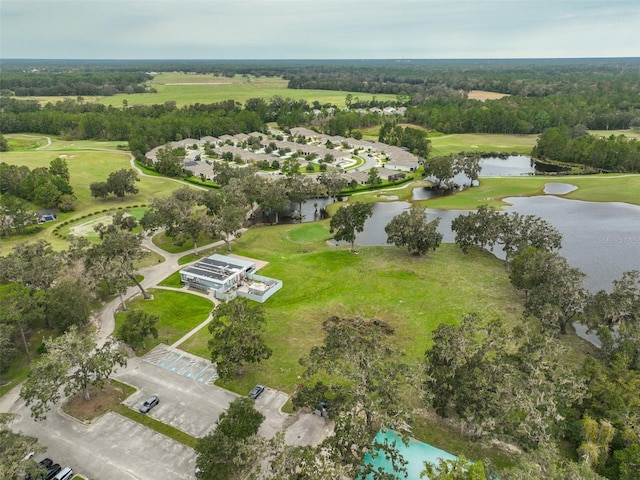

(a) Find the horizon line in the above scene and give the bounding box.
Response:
[2,56,639,62]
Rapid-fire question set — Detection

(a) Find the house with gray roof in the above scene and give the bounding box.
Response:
[385,146,421,172]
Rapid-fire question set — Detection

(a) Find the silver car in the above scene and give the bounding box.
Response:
[139,395,159,413]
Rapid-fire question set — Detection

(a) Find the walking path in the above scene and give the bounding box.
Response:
[96,232,245,345]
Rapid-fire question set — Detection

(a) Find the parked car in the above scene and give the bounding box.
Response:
[53,466,74,480]
[22,451,35,461]
[249,384,265,399]
[25,458,54,480]
[37,458,53,470]
[139,395,159,413]
[44,463,61,480]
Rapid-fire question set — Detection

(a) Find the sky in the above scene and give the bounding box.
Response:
[1,0,639,59]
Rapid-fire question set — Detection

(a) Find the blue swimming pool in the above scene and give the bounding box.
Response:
[361,429,458,479]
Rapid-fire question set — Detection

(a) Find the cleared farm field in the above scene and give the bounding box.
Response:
[99,73,396,108]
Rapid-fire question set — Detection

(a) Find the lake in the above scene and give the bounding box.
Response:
[332,196,640,293]
[414,155,535,200]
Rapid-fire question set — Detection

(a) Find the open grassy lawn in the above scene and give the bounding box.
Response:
[97,74,396,108]
[11,95,103,106]
[179,222,525,396]
[429,133,538,156]
[0,136,187,255]
[590,128,640,140]
[5,133,50,150]
[114,289,212,356]
[417,174,640,210]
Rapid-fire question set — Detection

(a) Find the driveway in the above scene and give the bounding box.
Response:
[254,386,333,447]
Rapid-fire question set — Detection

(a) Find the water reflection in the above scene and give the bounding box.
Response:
[501,196,640,293]
[544,183,578,195]
[479,155,535,177]
[332,198,640,294]
[417,155,535,200]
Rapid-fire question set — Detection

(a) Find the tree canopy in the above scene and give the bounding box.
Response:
[20,326,127,420]
[424,314,586,448]
[116,309,159,350]
[385,207,443,256]
[195,397,265,480]
[208,298,272,380]
[329,202,374,252]
[299,316,413,475]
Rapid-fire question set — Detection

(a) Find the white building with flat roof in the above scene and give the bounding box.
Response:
[179,254,282,303]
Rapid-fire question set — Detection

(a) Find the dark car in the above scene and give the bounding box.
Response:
[249,384,265,399]
[139,395,160,413]
[37,458,53,470]
[44,463,61,480]
[25,458,54,480]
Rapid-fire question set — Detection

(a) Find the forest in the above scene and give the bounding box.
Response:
[0,71,151,96]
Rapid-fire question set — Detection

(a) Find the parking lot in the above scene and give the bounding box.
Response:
[119,346,237,437]
[8,404,198,480]
[253,386,333,447]
[4,348,332,479]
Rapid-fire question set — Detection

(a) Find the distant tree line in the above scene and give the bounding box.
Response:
[406,91,640,134]
[532,126,640,172]
[378,122,431,157]
[2,59,640,172]
[0,71,151,96]
[0,97,264,160]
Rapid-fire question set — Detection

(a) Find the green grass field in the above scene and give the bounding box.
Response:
[429,133,538,156]
[0,135,188,255]
[416,174,640,210]
[178,222,525,396]
[96,74,396,108]
[590,128,640,140]
[114,289,212,356]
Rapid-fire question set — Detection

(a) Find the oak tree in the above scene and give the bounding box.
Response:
[0,413,46,480]
[523,252,589,334]
[299,316,413,474]
[91,217,149,299]
[208,298,272,380]
[195,397,264,480]
[451,205,503,254]
[329,202,374,252]
[116,309,159,350]
[0,283,45,362]
[385,207,443,256]
[20,326,127,420]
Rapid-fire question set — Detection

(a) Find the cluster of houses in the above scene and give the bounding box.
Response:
[144,127,422,186]
[307,106,407,118]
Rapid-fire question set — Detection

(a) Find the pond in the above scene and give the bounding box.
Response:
[544,182,578,195]
[332,197,640,294]
[479,155,535,177]
[414,155,535,200]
